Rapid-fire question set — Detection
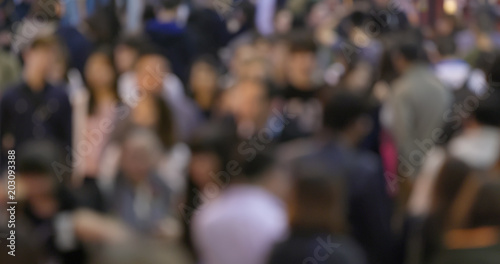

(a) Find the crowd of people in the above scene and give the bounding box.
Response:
[0,0,500,263]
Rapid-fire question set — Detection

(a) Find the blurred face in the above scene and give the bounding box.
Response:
[240,59,268,81]
[20,173,54,199]
[189,152,222,188]
[231,81,270,124]
[24,46,53,78]
[19,173,58,219]
[230,45,257,77]
[85,53,116,90]
[114,44,138,74]
[286,51,315,88]
[135,55,167,94]
[190,61,218,94]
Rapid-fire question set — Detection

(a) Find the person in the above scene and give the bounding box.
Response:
[0,140,86,264]
[108,128,175,236]
[406,158,473,264]
[267,160,368,264]
[221,78,278,139]
[293,91,394,264]
[181,122,236,256]
[431,179,500,264]
[78,49,120,179]
[0,36,72,173]
[188,56,222,119]
[118,50,202,141]
[433,35,471,91]
[408,86,500,218]
[381,30,452,179]
[279,31,323,141]
[191,151,288,264]
[144,0,195,85]
[70,48,121,209]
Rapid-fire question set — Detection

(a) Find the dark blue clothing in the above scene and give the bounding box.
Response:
[145,19,195,86]
[0,82,72,170]
[56,26,93,74]
[302,142,394,264]
[268,230,368,264]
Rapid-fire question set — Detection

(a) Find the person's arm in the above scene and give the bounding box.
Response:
[390,88,415,176]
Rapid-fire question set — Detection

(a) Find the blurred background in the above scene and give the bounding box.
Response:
[1,0,500,263]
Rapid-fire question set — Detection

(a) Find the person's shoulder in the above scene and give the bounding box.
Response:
[1,83,24,101]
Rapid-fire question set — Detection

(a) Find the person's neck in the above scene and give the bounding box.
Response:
[195,91,214,110]
[25,75,46,92]
[94,88,116,103]
[445,226,500,249]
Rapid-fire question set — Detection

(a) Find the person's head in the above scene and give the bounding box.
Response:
[435,15,458,36]
[227,79,273,133]
[120,128,163,184]
[230,43,257,78]
[435,35,457,58]
[239,57,270,81]
[390,29,426,73]
[84,48,119,110]
[132,96,175,148]
[288,159,346,234]
[135,51,168,94]
[237,150,277,184]
[188,122,236,188]
[286,30,317,90]
[471,88,500,128]
[17,140,66,219]
[114,36,148,74]
[23,36,59,81]
[189,56,220,99]
[323,91,371,145]
[18,141,61,199]
[28,0,63,22]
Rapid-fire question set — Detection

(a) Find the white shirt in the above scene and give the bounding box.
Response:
[192,185,287,264]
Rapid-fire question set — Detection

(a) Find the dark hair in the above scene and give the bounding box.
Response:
[18,140,63,176]
[392,29,426,62]
[240,151,276,180]
[288,29,317,53]
[289,159,346,234]
[473,88,500,127]
[431,157,472,216]
[28,0,61,21]
[468,180,500,227]
[434,35,456,57]
[29,35,59,50]
[116,34,150,52]
[153,96,176,148]
[323,91,368,131]
[85,47,120,116]
[160,0,182,9]
[189,121,236,165]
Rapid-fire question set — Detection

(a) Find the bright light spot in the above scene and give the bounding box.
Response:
[444,0,458,15]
